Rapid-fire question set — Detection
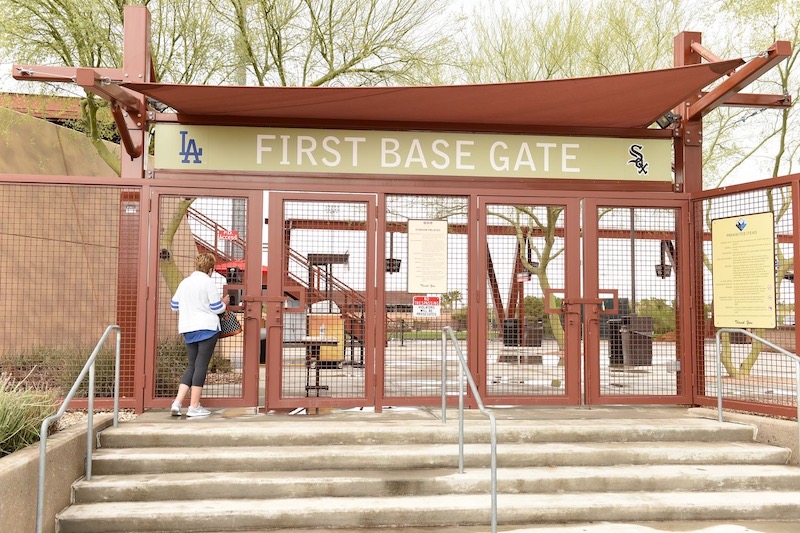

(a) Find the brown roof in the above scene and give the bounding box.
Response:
[124,59,742,132]
[0,92,83,120]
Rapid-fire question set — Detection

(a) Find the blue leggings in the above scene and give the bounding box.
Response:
[180,335,218,387]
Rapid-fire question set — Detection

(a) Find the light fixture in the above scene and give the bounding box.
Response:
[655,111,680,129]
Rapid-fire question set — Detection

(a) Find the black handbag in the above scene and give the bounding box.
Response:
[219,311,242,338]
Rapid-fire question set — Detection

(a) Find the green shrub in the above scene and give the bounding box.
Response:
[451,308,468,331]
[209,352,233,374]
[0,343,118,398]
[0,375,58,457]
[154,336,235,395]
[637,298,676,336]
[156,336,188,395]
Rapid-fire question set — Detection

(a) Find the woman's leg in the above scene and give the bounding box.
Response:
[176,341,199,406]
[189,335,218,408]
[173,383,190,405]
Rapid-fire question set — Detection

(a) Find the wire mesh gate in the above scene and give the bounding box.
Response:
[265,193,376,409]
[147,190,261,409]
[479,198,579,404]
[1,177,795,416]
[143,191,691,410]
[584,199,690,405]
[693,181,798,418]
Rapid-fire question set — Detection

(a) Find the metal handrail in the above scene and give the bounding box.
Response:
[715,327,800,451]
[35,325,121,533]
[441,326,497,533]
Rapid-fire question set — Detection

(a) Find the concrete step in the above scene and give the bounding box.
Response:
[73,464,800,503]
[97,418,758,448]
[56,491,800,533]
[59,409,800,531]
[190,522,800,533]
[89,441,791,475]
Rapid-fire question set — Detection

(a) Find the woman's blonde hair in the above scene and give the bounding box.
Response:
[195,253,217,274]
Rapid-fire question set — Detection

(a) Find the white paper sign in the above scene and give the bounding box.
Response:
[407,220,448,293]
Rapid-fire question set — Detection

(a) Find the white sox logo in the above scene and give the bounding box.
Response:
[627,144,648,175]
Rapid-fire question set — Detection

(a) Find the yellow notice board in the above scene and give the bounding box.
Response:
[711,212,776,329]
[307,314,343,361]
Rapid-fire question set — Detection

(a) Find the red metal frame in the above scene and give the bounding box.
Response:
[266,192,377,411]
[690,174,800,419]
[477,196,583,406]
[143,188,262,411]
[583,197,693,406]
[4,7,795,416]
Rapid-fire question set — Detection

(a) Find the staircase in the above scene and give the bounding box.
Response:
[189,207,383,352]
[57,408,800,532]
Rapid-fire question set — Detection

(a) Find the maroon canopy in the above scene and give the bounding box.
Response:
[123,59,742,132]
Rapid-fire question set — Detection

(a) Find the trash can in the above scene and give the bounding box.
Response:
[607,317,626,366]
[524,318,543,347]
[620,316,654,366]
[728,330,750,344]
[503,319,520,346]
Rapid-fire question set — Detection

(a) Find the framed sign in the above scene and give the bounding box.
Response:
[407,220,448,293]
[711,212,776,329]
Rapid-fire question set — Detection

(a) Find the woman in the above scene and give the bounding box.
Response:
[170,253,229,417]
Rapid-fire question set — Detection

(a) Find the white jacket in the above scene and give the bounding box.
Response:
[170,271,225,334]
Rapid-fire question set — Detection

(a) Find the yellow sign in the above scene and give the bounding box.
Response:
[154,124,672,181]
[711,212,776,329]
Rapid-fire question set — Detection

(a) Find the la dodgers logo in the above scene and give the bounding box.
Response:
[179,130,203,164]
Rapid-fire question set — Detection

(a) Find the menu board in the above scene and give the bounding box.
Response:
[711,212,776,329]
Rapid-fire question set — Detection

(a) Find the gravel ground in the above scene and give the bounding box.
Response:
[55,409,138,431]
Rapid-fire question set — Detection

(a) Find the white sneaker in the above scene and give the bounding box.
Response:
[170,401,182,417]
[187,405,211,417]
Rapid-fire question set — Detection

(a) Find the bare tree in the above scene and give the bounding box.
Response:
[696,1,800,377]
[0,0,233,174]
[456,0,691,358]
[211,0,454,87]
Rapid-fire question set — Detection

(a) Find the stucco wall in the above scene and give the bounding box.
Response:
[0,415,113,533]
[690,407,799,465]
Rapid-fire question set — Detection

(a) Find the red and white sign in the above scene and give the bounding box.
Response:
[218,229,239,241]
[412,295,441,318]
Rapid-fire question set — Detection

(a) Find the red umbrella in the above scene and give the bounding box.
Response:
[214,259,268,274]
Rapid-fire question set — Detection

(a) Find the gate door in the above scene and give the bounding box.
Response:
[583,200,691,405]
[265,193,376,409]
[146,190,262,409]
[479,197,583,405]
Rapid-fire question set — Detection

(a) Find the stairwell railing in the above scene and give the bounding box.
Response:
[35,325,121,533]
[715,327,800,452]
[441,326,497,533]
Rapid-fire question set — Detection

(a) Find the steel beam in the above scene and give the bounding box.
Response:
[686,40,792,121]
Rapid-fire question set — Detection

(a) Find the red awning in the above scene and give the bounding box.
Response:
[124,59,742,131]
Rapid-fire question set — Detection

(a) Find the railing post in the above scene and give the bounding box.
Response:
[35,325,121,533]
[716,327,800,455]
[114,327,121,427]
[459,350,465,473]
[441,326,497,533]
[86,362,95,481]
[441,329,447,424]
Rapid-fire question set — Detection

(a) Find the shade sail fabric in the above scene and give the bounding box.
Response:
[124,59,742,131]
